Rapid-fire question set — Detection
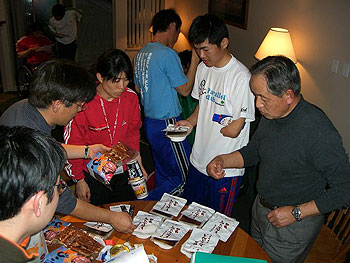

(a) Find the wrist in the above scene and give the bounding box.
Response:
[291,205,302,221]
[84,145,90,159]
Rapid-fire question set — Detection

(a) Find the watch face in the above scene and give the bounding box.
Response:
[292,206,301,220]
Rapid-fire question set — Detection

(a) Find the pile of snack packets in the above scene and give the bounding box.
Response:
[41,193,239,262]
[133,193,239,258]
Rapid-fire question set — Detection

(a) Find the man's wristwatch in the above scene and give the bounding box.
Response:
[291,205,302,221]
[84,145,90,159]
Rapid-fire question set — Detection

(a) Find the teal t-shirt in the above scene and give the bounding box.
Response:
[134,42,188,119]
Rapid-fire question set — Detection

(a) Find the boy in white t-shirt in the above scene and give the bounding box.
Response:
[176,14,255,216]
[49,4,82,61]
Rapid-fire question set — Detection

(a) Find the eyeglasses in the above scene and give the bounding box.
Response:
[54,179,68,194]
[73,102,88,112]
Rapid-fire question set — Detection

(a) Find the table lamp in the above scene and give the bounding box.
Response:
[255,27,297,63]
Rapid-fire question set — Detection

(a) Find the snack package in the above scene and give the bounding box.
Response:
[162,124,190,142]
[57,226,104,259]
[87,142,137,187]
[132,211,164,239]
[44,246,91,263]
[43,218,71,245]
[150,193,187,218]
[83,222,114,240]
[180,228,220,258]
[24,231,48,263]
[150,219,190,249]
[109,204,135,217]
[201,212,239,242]
[178,202,215,228]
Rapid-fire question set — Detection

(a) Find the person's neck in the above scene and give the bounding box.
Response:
[214,52,232,68]
[282,95,302,118]
[152,32,171,48]
[97,85,118,102]
[37,107,56,127]
[0,218,29,244]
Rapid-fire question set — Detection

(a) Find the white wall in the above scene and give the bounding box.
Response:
[175,0,350,153]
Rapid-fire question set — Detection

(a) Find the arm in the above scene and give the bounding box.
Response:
[17,46,40,58]
[220,118,246,138]
[267,200,320,228]
[175,104,199,133]
[64,115,92,202]
[206,151,245,179]
[62,144,110,159]
[70,199,136,233]
[175,51,200,96]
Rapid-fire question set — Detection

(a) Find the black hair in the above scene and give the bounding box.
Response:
[0,126,66,220]
[250,56,301,97]
[178,50,192,70]
[152,9,182,36]
[95,49,133,83]
[52,4,65,18]
[28,59,96,109]
[189,14,229,47]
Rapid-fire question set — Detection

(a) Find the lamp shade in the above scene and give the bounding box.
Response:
[255,28,297,63]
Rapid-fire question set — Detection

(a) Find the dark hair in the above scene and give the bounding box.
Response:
[95,49,133,83]
[0,126,66,220]
[250,56,301,97]
[28,59,96,109]
[52,4,65,18]
[178,50,192,70]
[152,9,182,35]
[189,14,229,47]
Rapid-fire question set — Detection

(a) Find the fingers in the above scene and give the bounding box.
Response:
[206,157,225,179]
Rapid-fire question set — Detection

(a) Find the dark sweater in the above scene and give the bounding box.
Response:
[0,99,77,215]
[239,96,350,214]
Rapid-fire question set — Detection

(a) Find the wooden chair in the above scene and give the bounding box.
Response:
[305,208,350,263]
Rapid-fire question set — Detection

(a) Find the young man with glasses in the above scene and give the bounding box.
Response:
[0,126,65,261]
[0,59,136,234]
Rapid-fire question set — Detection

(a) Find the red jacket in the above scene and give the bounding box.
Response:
[16,34,53,65]
[64,88,142,180]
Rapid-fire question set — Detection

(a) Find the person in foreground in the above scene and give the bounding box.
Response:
[134,9,199,200]
[176,14,255,216]
[207,55,350,262]
[0,59,136,234]
[0,126,65,261]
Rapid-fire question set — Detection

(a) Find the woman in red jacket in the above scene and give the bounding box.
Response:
[64,49,147,205]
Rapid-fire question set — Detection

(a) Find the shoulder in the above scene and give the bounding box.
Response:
[124,88,139,100]
[228,56,250,78]
[298,99,338,136]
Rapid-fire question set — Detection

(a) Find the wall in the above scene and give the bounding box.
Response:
[175,0,350,152]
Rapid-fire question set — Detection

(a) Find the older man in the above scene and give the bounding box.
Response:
[207,56,350,262]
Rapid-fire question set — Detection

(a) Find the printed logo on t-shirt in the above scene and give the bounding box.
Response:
[134,52,152,100]
[199,79,226,106]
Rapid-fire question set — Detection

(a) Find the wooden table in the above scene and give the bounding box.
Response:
[62,200,271,262]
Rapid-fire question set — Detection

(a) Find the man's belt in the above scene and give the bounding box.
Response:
[259,195,278,210]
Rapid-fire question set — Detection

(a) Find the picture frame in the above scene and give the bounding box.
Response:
[209,0,250,30]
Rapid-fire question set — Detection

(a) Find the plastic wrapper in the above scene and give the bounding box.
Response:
[150,193,187,218]
[180,228,220,258]
[132,211,164,239]
[150,219,190,249]
[178,202,215,229]
[87,142,138,188]
[201,212,239,242]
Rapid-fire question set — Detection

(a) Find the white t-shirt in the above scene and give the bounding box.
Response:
[191,55,255,177]
[49,9,82,44]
